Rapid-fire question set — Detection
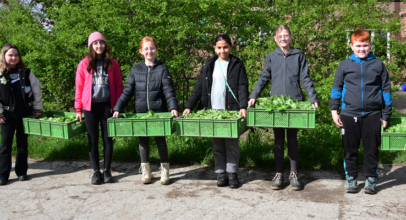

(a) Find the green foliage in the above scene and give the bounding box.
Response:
[128,110,168,119]
[184,109,240,119]
[385,118,406,133]
[39,114,76,122]
[256,95,314,111]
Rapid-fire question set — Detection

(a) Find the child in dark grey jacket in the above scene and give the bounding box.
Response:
[330,29,392,194]
[248,25,318,191]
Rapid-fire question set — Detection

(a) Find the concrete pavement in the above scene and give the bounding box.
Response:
[1,160,406,219]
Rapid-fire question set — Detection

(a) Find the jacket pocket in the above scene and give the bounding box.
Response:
[365,87,382,111]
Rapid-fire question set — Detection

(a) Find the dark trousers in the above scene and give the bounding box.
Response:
[84,102,113,171]
[341,114,381,178]
[273,128,299,173]
[0,117,28,180]
[211,138,240,173]
[139,137,169,163]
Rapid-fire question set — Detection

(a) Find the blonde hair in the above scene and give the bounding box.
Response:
[274,24,293,48]
[139,36,158,52]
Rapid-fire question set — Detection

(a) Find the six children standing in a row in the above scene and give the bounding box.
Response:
[0,27,392,195]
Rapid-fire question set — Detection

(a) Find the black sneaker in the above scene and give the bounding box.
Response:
[289,172,302,191]
[18,175,28,181]
[91,171,103,185]
[217,173,229,187]
[271,172,284,190]
[0,179,7,185]
[103,170,114,183]
[228,173,240,188]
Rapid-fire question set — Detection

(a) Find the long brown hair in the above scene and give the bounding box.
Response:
[0,43,26,74]
[86,42,113,73]
[274,24,294,48]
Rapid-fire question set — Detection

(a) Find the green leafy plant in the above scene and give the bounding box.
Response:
[255,95,314,111]
[385,118,406,133]
[39,115,77,123]
[184,109,240,120]
[129,110,168,119]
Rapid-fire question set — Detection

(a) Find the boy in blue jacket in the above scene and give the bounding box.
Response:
[330,29,392,194]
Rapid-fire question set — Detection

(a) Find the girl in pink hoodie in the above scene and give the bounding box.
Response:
[75,32,123,185]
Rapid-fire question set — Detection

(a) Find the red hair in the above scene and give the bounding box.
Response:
[139,36,158,51]
[351,29,370,44]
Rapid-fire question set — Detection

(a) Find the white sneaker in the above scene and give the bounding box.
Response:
[139,163,152,184]
[160,163,170,185]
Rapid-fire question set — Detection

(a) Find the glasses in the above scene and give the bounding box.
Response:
[277,35,290,40]
[92,41,106,47]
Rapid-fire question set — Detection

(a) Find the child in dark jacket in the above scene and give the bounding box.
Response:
[75,32,123,185]
[330,29,392,194]
[183,34,249,189]
[113,36,179,185]
[0,43,43,185]
[248,25,319,190]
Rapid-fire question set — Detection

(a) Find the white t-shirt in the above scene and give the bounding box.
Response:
[211,59,229,110]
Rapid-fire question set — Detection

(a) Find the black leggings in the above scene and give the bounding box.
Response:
[84,102,113,171]
[139,137,169,163]
[273,128,299,173]
[0,117,28,180]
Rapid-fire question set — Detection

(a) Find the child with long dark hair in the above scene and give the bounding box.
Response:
[0,43,43,185]
[183,34,249,188]
[113,36,179,185]
[75,32,123,185]
[248,25,319,190]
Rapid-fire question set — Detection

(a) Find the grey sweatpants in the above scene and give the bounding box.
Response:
[211,138,240,173]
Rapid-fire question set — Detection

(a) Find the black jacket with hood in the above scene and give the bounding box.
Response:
[249,47,318,103]
[113,60,178,113]
[185,54,249,111]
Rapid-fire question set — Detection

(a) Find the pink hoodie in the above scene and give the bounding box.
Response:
[75,57,123,113]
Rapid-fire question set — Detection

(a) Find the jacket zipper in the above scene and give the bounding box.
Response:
[147,66,150,111]
[361,63,364,116]
[283,55,286,94]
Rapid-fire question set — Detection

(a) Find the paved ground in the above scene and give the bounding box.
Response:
[1,92,405,219]
[1,161,406,219]
[393,91,406,115]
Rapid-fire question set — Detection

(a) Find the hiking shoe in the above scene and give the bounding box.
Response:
[18,175,28,181]
[271,172,284,190]
[364,177,376,194]
[228,173,240,189]
[216,173,228,187]
[345,176,358,193]
[91,171,103,185]
[139,163,152,184]
[289,172,302,191]
[0,179,7,185]
[103,170,114,183]
[159,163,170,185]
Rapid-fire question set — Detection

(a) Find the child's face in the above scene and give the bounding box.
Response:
[5,48,20,68]
[140,42,157,62]
[92,41,106,55]
[274,29,292,48]
[351,40,371,59]
[214,40,232,61]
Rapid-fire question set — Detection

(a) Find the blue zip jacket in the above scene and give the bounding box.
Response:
[330,52,392,121]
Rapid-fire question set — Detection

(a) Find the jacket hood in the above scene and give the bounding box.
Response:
[274,47,303,56]
[349,52,376,63]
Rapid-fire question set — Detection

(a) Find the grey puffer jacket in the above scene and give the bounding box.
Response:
[249,47,318,103]
[113,60,178,113]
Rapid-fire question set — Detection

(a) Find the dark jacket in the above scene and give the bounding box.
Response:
[0,68,43,118]
[330,52,392,121]
[113,60,178,113]
[185,54,249,111]
[249,47,318,103]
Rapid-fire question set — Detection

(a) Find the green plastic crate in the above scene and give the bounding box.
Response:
[247,102,315,128]
[107,113,174,137]
[175,116,247,138]
[23,111,86,139]
[381,117,406,150]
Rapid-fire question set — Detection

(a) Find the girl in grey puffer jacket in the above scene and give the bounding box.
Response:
[248,25,318,191]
